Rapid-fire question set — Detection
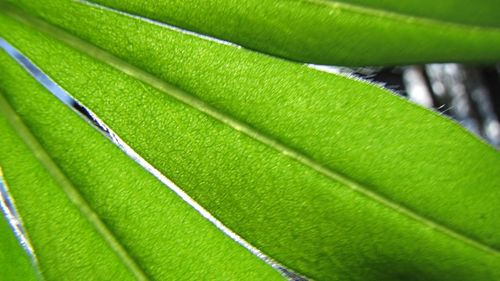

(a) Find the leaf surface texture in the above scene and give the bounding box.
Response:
[0,48,281,280]
[89,0,500,65]
[0,1,499,280]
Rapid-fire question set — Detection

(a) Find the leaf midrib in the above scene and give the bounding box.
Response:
[0,91,150,281]
[3,2,499,261]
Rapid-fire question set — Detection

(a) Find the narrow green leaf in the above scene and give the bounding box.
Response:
[322,0,500,27]
[0,92,135,280]
[0,50,283,280]
[65,0,500,65]
[0,89,149,281]
[0,2,499,280]
[0,194,38,281]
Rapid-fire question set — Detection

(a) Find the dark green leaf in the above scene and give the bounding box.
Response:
[90,0,500,65]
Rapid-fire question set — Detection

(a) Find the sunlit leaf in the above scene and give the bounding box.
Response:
[0,50,282,280]
[0,1,499,280]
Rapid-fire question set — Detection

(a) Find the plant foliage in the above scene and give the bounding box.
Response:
[0,1,499,280]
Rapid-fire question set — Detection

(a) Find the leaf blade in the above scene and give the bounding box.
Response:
[1,3,500,280]
[4,4,499,261]
[0,89,136,281]
[86,0,500,65]
[0,90,150,281]
[0,44,284,280]
[2,1,500,280]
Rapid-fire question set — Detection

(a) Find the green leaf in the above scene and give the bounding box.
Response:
[0,193,38,281]
[0,1,499,281]
[324,0,500,27]
[0,49,282,280]
[71,0,500,65]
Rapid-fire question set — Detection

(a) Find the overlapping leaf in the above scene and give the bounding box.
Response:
[0,0,499,280]
[89,0,500,65]
[0,50,281,280]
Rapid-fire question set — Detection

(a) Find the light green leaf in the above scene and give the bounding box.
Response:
[0,51,282,280]
[84,0,500,65]
[0,1,499,281]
